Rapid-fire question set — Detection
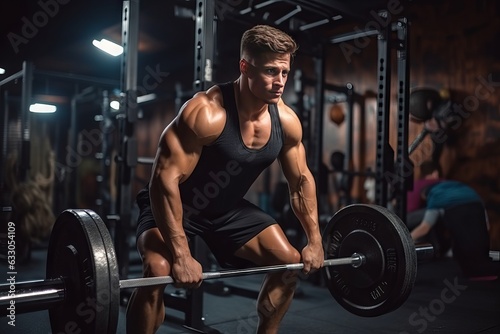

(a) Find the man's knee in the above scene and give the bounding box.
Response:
[261,247,300,289]
[283,247,301,264]
[273,248,301,283]
[143,254,171,278]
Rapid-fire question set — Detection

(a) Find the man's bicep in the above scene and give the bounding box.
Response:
[153,123,201,185]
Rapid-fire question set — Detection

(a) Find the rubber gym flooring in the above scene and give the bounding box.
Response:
[1,246,499,334]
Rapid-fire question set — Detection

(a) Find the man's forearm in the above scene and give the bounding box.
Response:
[290,174,321,243]
[149,181,191,258]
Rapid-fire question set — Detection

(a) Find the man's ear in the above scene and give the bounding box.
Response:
[240,59,250,77]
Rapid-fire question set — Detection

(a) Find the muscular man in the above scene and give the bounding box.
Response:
[126,25,325,333]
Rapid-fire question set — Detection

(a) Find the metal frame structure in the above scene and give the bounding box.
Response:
[373,18,411,220]
[0,62,34,185]
[328,17,411,218]
[193,0,217,92]
[296,74,366,206]
[115,0,140,282]
[185,1,217,331]
[374,23,394,209]
[394,18,411,222]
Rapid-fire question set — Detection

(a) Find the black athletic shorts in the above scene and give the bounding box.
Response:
[136,198,277,268]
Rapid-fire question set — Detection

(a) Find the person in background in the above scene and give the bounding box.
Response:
[410,170,498,279]
[406,160,443,230]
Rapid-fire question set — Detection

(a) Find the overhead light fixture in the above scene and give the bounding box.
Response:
[109,93,157,111]
[29,103,57,113]
[92,38,123,56]
[0,68,5,75]
[110,100,120,111]
[137,93,157,104]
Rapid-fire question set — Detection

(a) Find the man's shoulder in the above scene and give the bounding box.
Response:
[275,100,301,144]
[181,85,225,116]
[176,86,226,141]
[276,100,299,125]
[189,85,224,107]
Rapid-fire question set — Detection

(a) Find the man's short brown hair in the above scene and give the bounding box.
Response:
[240,25,298,60]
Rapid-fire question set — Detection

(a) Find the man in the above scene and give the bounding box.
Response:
[410,172,498,279]
[126,25,325,333]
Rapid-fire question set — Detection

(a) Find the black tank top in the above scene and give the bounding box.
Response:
[178,81,284,218]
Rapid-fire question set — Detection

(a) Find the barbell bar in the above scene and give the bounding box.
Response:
[119,253,365,289]
[119,243,432,289]
[0,204,433,333]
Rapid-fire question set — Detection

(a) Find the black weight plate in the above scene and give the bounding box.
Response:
[82,209,120,334]
[323,204,417,317]
[46,209,119,333]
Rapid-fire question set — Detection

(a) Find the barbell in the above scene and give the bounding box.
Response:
[0,204,433,333]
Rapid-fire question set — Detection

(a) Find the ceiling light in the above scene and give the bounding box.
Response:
[110,100,120,110]
[0,68,5,75]
[137,93,157,103]
[92,38,123,57]
[29,103,57,113]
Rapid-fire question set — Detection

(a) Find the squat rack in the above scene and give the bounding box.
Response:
[324,19,411,222]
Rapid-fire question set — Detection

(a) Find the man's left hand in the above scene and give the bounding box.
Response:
[301,241,324,275]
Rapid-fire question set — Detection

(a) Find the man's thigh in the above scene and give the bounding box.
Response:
[234,224,299,266]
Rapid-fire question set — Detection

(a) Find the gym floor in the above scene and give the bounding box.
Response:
[1,247,499,334]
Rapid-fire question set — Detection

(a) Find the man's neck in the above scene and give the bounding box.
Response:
[234,78,268,119]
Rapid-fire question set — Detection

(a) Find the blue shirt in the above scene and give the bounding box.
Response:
[426,181,482,209]
[423,181,482,226]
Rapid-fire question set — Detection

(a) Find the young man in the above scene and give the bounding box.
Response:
[126,25,325,333]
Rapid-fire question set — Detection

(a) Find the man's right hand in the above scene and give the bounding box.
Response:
[170,256,203,289]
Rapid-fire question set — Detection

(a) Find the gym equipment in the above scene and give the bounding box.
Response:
[409,128,430,155]
[324,204,417,316]
[0,204,432,332]
[329,103,345,125]
[409,88,443,122]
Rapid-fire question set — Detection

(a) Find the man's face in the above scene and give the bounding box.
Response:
[242,52,291,104]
